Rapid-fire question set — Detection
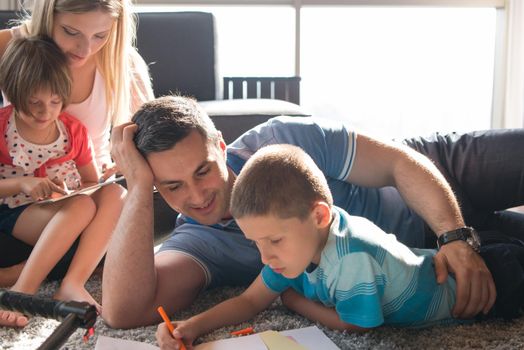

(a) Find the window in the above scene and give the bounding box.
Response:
[136,2,501,138]
[301,7,496,138]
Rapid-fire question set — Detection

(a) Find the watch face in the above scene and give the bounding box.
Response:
[466,228,481,251]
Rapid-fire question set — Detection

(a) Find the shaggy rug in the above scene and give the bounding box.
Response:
[1,274,524,350]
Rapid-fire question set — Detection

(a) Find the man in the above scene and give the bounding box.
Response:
[103,95,524,328]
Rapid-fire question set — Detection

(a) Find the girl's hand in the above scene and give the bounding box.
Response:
[156,320,197,350]
[19,177,67,201]
[99,163,119,182]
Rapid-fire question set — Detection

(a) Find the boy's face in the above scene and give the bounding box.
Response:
[17,89,63,131]
[147,130,234,225]
[236,209,329,279]
[53,10,115,68]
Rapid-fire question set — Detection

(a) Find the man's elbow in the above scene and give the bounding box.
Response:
[102,304,156,329]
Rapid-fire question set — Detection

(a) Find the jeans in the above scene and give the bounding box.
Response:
[403,128,524,244]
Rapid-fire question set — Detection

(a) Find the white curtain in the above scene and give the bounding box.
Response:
[0,1,23,11]
[502,0,524,128]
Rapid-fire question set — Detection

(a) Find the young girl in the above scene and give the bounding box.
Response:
[0,36,113,327]
[0,0,153,302]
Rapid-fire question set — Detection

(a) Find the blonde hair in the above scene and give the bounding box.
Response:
[231,144,333,221]
[20,0,151,125]
[0,36,71,116]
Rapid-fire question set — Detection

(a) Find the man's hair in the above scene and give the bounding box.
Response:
[0,35,71,116]
[231,144,333,220]
[132,95,220,155]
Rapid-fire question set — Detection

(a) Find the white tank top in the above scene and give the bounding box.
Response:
[5,26,112,169]
[65,70,111,168]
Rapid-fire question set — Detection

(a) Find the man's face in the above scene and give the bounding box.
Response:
[147,130,234,225]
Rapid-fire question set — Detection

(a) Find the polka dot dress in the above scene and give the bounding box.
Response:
[1,112,82,208]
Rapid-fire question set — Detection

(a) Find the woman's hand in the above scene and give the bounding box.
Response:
[18,177,67,201]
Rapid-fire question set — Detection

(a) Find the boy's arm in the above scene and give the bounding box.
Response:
[161,275,279,347]
[281,289,369,332]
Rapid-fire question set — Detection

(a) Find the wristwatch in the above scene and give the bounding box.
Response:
[437,226,481,252]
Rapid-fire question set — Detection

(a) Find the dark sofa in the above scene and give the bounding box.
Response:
[135,11,309,144]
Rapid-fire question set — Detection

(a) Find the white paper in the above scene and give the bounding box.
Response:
[36,176,125,204]
[96,335,159,350]
[95,326,340,350]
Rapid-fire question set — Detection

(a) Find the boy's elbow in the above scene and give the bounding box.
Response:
[340,322,371,333]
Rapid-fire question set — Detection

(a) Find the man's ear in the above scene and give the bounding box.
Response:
[312,201,332,228]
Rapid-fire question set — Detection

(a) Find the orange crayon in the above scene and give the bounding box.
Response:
[157,306,187,350]
[230,326,255,336]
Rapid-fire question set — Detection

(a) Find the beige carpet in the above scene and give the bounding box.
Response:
[1,274,524,350]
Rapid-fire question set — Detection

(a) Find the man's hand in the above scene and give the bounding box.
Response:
[110,122,154,187]
[434,241,496,318]
[156,320,197,350]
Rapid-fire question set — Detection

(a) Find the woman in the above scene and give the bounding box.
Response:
[0,0,154,327]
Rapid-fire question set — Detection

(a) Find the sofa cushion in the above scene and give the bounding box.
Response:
[200,99,310,144]
[136,12,217,101]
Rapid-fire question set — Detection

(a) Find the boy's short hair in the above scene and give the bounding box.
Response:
[231,144,333,220]
[0,35,71,116]
[132,95,220,156]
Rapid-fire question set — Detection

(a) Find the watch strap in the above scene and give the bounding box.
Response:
[437,226,478,251]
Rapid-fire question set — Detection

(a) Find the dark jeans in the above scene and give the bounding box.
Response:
[403,128,524,245]
[477,235,524,319]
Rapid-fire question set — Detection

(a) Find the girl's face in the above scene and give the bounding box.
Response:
[52,10,116,68]
[17,89,63,132]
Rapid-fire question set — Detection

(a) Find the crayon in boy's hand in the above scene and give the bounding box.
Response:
[157,306,187,350]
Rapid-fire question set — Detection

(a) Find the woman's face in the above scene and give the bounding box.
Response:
[52,10,116,68]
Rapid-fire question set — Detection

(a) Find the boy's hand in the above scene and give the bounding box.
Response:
[19,177,67,201]
[156,320,197,350]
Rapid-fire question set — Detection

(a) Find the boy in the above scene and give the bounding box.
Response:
[156,144,524,349]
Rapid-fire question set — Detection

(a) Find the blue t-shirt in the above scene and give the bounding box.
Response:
[227,116,426,247]
[262,206,466,329]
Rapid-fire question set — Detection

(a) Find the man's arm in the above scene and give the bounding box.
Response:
[102,123,206,328]
[347,133,496,318]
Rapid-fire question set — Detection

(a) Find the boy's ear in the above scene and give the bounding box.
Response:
[312,201,332,228]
